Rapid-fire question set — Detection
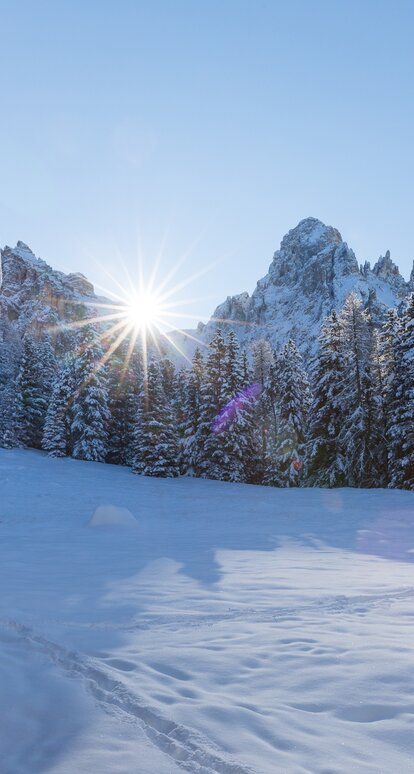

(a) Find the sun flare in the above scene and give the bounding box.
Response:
[52,243,222,382]
[126,291,163,332]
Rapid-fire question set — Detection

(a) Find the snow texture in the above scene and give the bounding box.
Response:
[1,448,414,773]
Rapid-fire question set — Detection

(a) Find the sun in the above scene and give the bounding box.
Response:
[126,290,162,332]
[53,243,218,380]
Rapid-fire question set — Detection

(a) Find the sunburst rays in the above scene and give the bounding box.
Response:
[48,240,255,389]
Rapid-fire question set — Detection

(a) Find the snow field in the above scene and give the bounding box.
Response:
[1,449,414,773]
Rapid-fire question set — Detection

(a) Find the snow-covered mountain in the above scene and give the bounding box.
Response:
[0,241,96,334]
[195,217,414,358]
[1,218,413,358]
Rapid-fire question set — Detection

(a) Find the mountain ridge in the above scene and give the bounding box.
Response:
[1,218,413,359]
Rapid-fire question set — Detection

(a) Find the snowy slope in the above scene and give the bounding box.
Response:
[1,449,414,773]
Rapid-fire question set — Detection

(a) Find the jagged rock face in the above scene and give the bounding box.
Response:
[0,242,96,333]
[200,218,412,359]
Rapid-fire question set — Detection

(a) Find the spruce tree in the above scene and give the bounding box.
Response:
[219,331,255,482]
[132,358,180,477]
[266,340,310,486]
[388,294,414,489]
[42,357,76,457]
[337,294,383,487]
[307,310,346,486]
[71,324,110,462]
[0,325,22,448]
[13,334,57,448]
[106,341,141,465]
[183,348,204,474]
[195,330,228,479]
[252,339,276,482]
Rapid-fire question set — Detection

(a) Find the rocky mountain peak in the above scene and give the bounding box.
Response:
[373,250,400,279]
[196,218,412,361]
[279,217,342,255]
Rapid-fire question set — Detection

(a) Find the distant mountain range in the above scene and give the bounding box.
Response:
[1,218,413,359]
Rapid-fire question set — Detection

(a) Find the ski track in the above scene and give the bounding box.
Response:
[0,620,255,774]
[3,584,414,773]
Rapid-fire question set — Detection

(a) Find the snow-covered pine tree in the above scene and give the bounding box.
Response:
[382,308,403,486]
[194,329,228,479]
[42,356,76,457]
[0,322,22,447]
[224,331,244,397]
[241,349,251,386]
[388,294,414,489]
[0,382,19,448]
[182,348,204,474]
[13,334,57,448]
[337,293,383,487]
[106,340,142,465]
[252,339,274,386]
[159,350,177,403]
[174,364,190,472]
[266,339,310,487]
[131,358,180,477]
[218,331,255,482]
[307,310,346,486]
[71,324,110,462]
[259,351,282,484]
[250,339,274,480]
[369,326,390,484]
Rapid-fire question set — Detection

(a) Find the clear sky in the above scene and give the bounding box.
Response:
[1,0,413,328]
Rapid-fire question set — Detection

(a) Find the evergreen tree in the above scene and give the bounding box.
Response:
[219,331,256,482]
[382,308,403,485]
[13,334,57,448]
[0,382,19,447]
[307,310,346,486]
[266,340,310,486]
[42,356,76,457]
[388,294,414,488]
[337,294,383,487]
[71,325,110,462]
[183,348,205,473]
[159,350,177,402]
[0,324,22,447]
[195,330,228,479]
[250,339,275,480]
[224,331,244,398]
[106,341,141,465]
[132,358,180,477]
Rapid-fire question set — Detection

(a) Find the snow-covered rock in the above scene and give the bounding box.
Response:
[0,242,96,333]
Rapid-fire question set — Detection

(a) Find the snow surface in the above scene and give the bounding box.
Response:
[88,504,137,528]
[1,449,414,773]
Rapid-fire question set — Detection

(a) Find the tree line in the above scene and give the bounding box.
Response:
[0,292,413,489]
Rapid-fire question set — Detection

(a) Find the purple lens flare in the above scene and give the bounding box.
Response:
[211,383,262,434]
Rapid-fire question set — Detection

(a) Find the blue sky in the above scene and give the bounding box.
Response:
[1,0,413,327]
